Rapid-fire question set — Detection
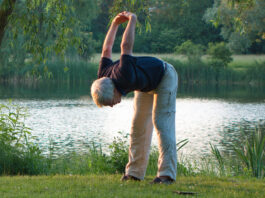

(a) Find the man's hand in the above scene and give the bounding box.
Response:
[112,11,137,25]
[120,11,137,20]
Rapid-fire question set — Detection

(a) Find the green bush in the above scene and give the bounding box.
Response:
[207,42,233,68]
[0,103,46,175]
[108,133,129,174]
[175,40,205,63]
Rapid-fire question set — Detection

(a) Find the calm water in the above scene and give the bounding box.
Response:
[1,83,265,158]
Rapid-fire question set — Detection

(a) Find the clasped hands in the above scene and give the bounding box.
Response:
[112,11,137,25]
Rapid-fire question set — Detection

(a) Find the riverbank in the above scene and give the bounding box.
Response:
[1,101,264,178]
[0,175,264,198]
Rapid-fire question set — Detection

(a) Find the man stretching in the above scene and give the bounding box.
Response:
[91,11,178,184]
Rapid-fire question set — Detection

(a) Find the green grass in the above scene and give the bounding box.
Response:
[228,55,265,70]
[0,175,264,198]
[91,53,265,69]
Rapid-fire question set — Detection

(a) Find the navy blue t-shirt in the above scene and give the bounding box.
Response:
[97,55,165,95]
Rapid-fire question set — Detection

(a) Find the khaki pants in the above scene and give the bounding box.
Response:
[125,63,178,180]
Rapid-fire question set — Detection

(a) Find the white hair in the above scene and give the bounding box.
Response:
[91,77,114,107]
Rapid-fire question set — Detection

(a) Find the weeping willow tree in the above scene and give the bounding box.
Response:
[0,0,80,63]
[110,0,151,32]
[0,0,150,63]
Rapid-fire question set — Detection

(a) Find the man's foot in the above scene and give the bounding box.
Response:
[121,174,140,181]
[150,176,174,184]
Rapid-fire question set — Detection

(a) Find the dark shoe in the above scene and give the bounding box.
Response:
[150,177,174,184]
[121,174,140,181]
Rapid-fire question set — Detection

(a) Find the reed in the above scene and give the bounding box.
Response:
[1,54,265,86]
[165,59,265,86]
[0,103,47,175]
[210,143,225,176]
[232,127,265,178]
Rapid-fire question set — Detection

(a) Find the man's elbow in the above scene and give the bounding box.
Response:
[102,47,112,58]
[121,42,132,49]
[120,43,132,54]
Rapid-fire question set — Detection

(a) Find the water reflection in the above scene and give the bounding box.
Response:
[0,97,264,158]
[218,120,265,155]
[1,82,265,102]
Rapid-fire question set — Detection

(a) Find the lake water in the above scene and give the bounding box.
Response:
[0,83,265,158]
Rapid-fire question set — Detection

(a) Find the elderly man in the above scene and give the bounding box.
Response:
[91,11,178,184]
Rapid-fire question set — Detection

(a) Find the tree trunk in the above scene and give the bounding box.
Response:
[0,0,16,47]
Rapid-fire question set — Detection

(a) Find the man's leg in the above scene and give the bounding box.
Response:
[125,91,154,180]
[152,63,178,180]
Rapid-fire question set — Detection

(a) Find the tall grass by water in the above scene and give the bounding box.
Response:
[0,103,264,178]
[166,58,265,86]
[0,54,265,86]
[210,126,265,178]
[0,56,98,85]
[0,102,46,175]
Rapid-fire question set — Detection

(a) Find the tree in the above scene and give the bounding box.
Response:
[151,0,221,45]
[0,0,151,63]
[110,0,151,33]
[204,0,265,53]
[175,40,205,63]
[0,0,80,62]
[0,0,16,47]
[133,0,222,53]
[207,42,233,67]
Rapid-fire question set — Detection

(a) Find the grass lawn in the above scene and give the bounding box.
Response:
[0,175,264,198]
[90,53,265,66]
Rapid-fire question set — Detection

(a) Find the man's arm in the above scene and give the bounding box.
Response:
[120,12,137,56]
[101,13,128,59]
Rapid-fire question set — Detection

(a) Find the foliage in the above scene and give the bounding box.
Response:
[210,143,225,176]
[153,0,221,45]
[108,133,129,173]
[0,102,46,175]
[208,123,265,179]
[204,0,265,53]
[46,143,112,175]
[110,0,151,33]
[0,0,154,72]
[94,0,222,54]
[72,0,99,60]
[78,32,97,60]
[207,42,233,68]
[175,40,205,63]
[226,32,253,54]
[8,0,80,62]
[150,29,183,53]
[232,127,265,178]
